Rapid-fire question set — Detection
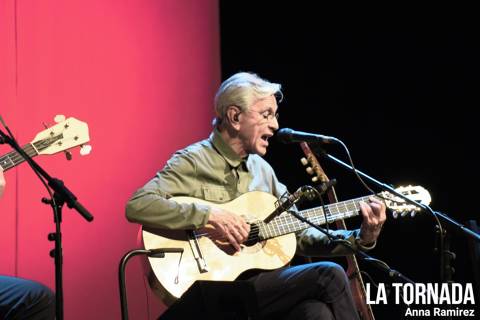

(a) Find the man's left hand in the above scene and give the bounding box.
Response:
[358,197,386,245]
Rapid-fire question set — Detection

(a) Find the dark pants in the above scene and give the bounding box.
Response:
[0,276,55,320]
[247,261,360,320]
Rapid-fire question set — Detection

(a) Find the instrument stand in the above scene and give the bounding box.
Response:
[435,229,456,320]
[435,226,456,283]
[42,191,66,319]
[0,127,93,320]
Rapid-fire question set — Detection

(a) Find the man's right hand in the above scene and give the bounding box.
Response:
[206,207,250,252]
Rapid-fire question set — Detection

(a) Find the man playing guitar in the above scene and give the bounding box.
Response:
[126,72,386,319]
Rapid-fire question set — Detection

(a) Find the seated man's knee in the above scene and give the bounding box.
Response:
[314,262,349,302]
[325,262,348,283]
[27,281,55,316]
[30,281,54,301]
[1,277,55,319]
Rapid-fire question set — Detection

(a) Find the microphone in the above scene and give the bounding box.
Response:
[276,128,339,144]
[264,186,309,223]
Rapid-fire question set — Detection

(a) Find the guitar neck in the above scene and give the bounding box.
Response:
[0,143,39,172]
[258,195,374,239]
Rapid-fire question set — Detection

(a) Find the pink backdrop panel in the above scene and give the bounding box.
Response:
[0,0,18,275]
[0,0,220,319]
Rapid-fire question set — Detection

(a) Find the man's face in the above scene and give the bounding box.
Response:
[238,94,279,156]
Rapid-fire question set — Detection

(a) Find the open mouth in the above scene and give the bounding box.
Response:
[261,135,270,142]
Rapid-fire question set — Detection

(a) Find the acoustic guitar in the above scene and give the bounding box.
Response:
[143,186,431,305]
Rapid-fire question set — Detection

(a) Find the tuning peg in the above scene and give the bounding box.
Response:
[392,212,399,219]
[410,211,417,218]
[64,151,72,161]
[300,157,308,166]
[54,115,66,123]
[312,176,319,183]
[306,167,314,175]
[80,144,92,156]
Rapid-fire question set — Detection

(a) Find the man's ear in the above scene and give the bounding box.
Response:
[226,106,241,128]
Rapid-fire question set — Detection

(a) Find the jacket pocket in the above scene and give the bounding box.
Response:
[202,185,231,203]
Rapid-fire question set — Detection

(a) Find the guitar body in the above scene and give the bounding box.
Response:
[142,191,297,305]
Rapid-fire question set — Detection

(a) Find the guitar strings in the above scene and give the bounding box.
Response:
[190,206,364,248]
[0,144,38,167]
[194,207,350,243]
[193,223,262,243]
[1,137,57,165]
[1,137,55,165]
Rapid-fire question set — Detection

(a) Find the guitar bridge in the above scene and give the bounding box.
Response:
[187,231,208,273]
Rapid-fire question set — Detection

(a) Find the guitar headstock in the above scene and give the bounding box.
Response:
[300,156,322,183]
[299,142,330,185]
[381,185,431,218]
[32,117,91,156]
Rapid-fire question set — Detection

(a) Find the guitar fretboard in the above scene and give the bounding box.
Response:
[0,136,59,171]
[256,195,375,239]
[0,144,39,171]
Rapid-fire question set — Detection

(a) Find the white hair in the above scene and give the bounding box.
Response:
[213,72,282,127]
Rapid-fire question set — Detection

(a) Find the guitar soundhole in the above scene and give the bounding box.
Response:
[244,223,261,247]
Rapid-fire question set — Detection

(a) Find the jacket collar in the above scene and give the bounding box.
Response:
[210,128,249,169]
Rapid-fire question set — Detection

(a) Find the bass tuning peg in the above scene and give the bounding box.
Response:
[54,115,66,123]
[80,144,92,156]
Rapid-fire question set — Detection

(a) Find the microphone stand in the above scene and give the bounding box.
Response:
[0,128,93,320]
[317,148,479,242]
[311,146,480,284]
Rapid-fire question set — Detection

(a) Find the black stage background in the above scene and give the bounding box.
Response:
[220,3,479,318]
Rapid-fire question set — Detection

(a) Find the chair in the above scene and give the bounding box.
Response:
[119,248,258,320]
[118,248,183,320]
